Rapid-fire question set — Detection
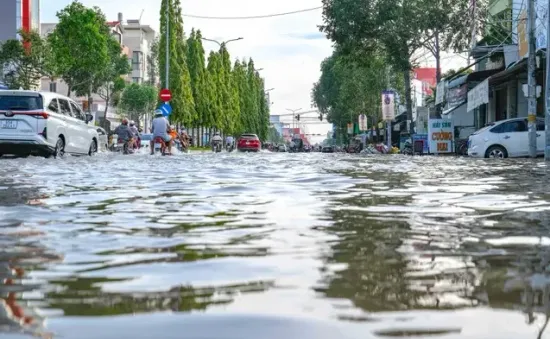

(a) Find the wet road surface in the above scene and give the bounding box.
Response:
[2,152,550,338]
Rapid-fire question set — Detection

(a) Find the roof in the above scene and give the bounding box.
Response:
[107,21,120,27]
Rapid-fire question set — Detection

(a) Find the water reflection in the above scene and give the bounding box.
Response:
[0,154,550,338]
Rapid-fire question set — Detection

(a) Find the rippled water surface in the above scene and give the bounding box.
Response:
[2,152,550,338]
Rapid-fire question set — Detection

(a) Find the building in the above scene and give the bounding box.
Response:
[122,15,156,84]
[0,0,40,42]
[269,115,284,136]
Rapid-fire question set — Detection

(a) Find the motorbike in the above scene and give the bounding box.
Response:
[401,140,413,155]
[152,136,169,155]
[116,138,134,155]
[226,143,234,152]
[212,140,222,153]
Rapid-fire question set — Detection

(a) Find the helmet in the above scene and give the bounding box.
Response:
[215,131,220,135]
[122,118,128,125]
[154,109,163,117]
[170,125,176,130]
[129,120,135,126]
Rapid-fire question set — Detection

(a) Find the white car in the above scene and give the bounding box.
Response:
[0,90,99,158]
[468,117,546,158]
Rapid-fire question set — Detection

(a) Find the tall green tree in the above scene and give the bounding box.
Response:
[159,0,195,125]
[48,1,111,104]
[205,51,223,129]
[186,29,209,128]
[147,36,159,85]
[219,45,240,134]
[0,30,50,90]
[246,59,260,135]
[233,60,248,135]
[256,75,269,141]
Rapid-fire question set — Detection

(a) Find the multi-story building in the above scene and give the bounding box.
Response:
[0,0,40,42]
[122,17,156,84]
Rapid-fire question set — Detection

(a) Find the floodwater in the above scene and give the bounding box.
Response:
[1,152,550,339]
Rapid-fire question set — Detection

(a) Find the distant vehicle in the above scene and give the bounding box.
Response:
[140,133,153,151]
[0,90,98,158]
[96,127,109,152]
[237,133,261,152]
[278,144,287,152]
[468,117,546,158]
[322,145,334,153]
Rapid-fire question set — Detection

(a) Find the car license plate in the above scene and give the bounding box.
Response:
[246,141,250,145]
[0,120,17,129]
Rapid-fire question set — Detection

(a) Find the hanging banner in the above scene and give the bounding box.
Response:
[428,119,454,154]
[435,81,445,105]
[381,90,395,120]
[467,79,489,112]
[347,123,353,134]
[358,114,368,131]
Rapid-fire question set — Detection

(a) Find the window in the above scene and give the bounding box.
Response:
[47,99,59,113]
[49,82,57,93]
[133,62,140,71]
[132,51,143,64]
[0,95,43,111]
[70,101,86,121]
[493,120,527,133]
[132,77,141,83]
[537,120,545,131]
[57,98,73,117]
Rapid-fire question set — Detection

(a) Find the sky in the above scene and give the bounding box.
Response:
[43,0,466,143]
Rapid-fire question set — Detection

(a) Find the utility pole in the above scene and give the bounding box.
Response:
[286,108,301,130]
[165,0,170,89]
[545,0,550,161]
[386,66,392,149]
[527,0,537,157]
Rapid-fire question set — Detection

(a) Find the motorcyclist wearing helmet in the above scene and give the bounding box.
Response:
[114,118,135,148]
[151,110,172,154]
[212,131,222,143]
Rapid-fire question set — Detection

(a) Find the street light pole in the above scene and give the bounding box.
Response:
[527,0,537,157]
[201,37,243,48]
[286,108,302,129]
[165,0,169,89]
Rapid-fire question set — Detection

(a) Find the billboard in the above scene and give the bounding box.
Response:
[381,90,395,120]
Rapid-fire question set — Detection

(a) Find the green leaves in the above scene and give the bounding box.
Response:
[119,83,158,120]
[0,30,50,90]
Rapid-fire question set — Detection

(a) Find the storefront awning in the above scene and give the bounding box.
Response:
[467,78,489,112]
[488,57,527,85]
[442,101,466,116]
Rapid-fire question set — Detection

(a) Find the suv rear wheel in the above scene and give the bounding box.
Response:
[88,140,97,156]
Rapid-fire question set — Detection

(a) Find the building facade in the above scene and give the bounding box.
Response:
[0,0,40,42]
[122,17,156,84]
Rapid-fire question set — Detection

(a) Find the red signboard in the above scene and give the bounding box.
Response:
[159,88,172,102]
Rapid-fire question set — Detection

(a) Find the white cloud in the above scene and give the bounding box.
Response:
[44,0,334,136]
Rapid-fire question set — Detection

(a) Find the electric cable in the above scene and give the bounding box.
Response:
[182,6,322,20]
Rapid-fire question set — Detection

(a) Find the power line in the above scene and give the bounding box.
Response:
[182,6,322,20]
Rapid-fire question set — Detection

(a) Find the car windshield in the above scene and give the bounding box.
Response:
[0,95,43,111]
[241,134,257,139]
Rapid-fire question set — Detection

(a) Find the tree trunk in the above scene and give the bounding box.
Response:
[403,70,414,135]
[67,87,71,97]
[102,104,109,131]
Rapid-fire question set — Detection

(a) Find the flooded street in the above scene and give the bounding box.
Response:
[2,152,550,338]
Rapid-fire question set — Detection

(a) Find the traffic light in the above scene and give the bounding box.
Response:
[296,114,300,121]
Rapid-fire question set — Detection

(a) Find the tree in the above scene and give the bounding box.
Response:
[159,0,195,126]
[256,76,269,141]
[205,51,223,129]
[320,0,430,134]
[119,83,158,122]
[246,59,260,134]
[233,60,248,135]
[219,45,240,135]
[0,30,50,90]
[48,1,111,103]
[186,29,209,128]
[147,36,159,85]
[96,38,131,127]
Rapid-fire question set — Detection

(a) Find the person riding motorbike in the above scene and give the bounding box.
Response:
[150,110,172,155]
[211,132,223,151]
[180,129,190,151]
[225,135,234,150]
[129,120,140,149]
[114,118,135,152]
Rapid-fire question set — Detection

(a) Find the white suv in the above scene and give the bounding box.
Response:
[0,90,99,158]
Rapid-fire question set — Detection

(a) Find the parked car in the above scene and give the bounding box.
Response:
[0,90,99,158]
[237,133,261,152]
[468,117,546,158]
[96,127,109,152]
[322,145,335,153]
